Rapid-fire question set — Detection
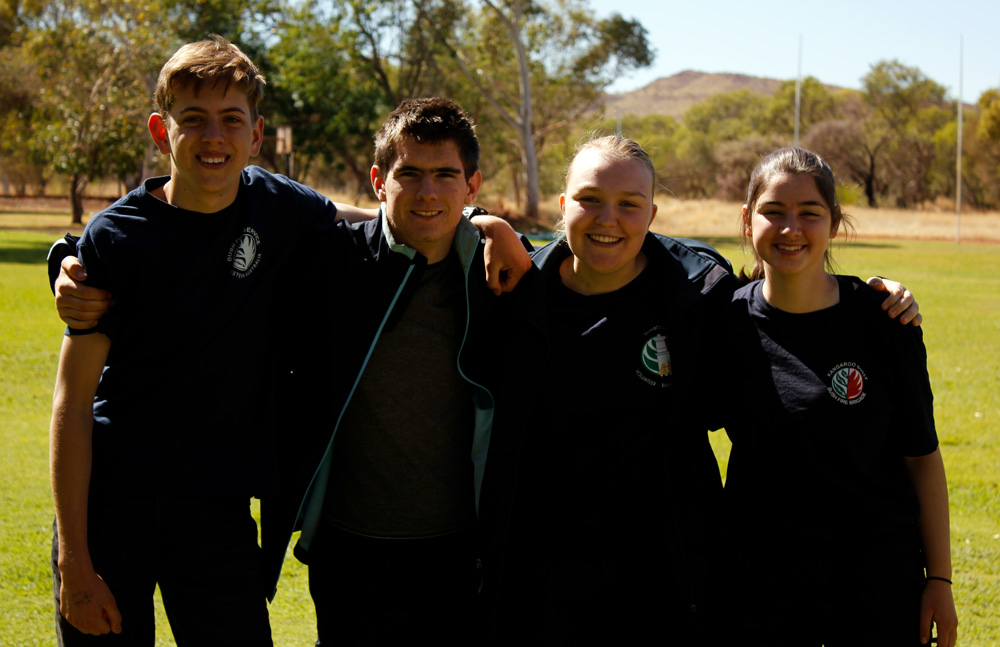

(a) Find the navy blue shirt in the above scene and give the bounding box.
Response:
[74,166,337,497]
[725,276,937,538]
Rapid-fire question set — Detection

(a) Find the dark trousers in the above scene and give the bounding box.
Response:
[52,495,272,646]
[490,544,710,646]
[307,525,479,646]
[729,530,927,647]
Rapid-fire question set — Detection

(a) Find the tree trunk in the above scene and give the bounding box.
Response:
[865,154,878,208]
[507,0,539,223]
[520,125,540,221]
[70,174,85,225]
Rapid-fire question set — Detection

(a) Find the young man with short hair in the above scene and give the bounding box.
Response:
[44,35,463,645]
[265,97,506,645]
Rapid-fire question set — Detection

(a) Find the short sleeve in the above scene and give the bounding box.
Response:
[886,322,938,457]
[68,219,122,339]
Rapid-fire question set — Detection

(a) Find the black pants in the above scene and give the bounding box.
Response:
[52,495,272,646]
[491,542,709,646]
[729,530,927,647]
[307,525,479,646]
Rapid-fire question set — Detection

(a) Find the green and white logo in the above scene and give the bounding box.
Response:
[641,333,671,377]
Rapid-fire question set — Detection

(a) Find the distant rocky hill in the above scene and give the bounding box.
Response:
[601,70,843,119]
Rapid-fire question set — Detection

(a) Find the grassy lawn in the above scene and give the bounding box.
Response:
[2,228,997,645]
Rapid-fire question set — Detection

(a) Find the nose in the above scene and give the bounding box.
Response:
[202,118,224,143]
[416,175,438,201]
[780,214,801,235]
[594,203,616,225]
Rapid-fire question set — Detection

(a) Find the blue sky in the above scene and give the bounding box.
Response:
[589,0,1000,103]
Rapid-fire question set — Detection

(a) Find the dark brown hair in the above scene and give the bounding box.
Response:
[373,98,479,178]
[739,147,853,281]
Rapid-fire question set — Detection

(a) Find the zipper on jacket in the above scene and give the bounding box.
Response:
[294,263,417,553]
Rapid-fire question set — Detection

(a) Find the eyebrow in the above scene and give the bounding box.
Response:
[575,183,649,199]
[394,164,463,175]
[760,199,828,208]
[178,106,249,116]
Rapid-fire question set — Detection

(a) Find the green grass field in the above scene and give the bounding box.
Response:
[1,229,997,645]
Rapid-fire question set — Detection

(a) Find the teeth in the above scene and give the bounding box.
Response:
[201,156,226,164]
[776,244,804,251]
[589,234,620,243]
[413,210,439,216]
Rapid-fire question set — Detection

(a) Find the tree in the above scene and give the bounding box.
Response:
[24,7,153,222]
[668,89,770,199]
[267,1,387,195]
[957,90,1000,208]
[978,89,1000,143]
[431,0,654,220]
[684,89,769,143]
[260,0,467,196]
[10,0,274,221]
[762,76,836,141]
[0,44,45,194]
[803,117,878,205]
[859,60,949,207]
[714,134,783,201]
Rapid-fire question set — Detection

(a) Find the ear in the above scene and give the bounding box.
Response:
[741,204,751,236]
[464,170,483,205]
[249,115,265,157]
[559,193,566,215]
[830,212,841,240]
[370,165,386,202]
[148,113,171,154]
[647,203,658,230]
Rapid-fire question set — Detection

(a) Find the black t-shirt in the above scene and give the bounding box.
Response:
[74,167,337,497]
[517,266,678,553]
[323,251,475,538]
[725,277,938,540]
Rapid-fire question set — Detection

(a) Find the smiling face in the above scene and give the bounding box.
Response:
[744,172,839,282]
[559,149,657,295]
[148,80,263,213]
[371,137,482,264]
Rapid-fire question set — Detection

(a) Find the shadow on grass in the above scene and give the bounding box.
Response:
[0,209,69,217]
[844,240,907,250]
[682,235,742,248]
[0,240,53,265]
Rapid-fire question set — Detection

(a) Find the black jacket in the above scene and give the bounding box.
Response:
[261,212,500,600]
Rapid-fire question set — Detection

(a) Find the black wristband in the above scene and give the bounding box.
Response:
[926,576,953,585]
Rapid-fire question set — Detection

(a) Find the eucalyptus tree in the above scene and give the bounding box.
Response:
[429,0,653,220]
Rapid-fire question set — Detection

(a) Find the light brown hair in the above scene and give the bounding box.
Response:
[154,35,265,119]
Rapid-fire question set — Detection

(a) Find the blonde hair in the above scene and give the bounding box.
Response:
[566,135,657,196]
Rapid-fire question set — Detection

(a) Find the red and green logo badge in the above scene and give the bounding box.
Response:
[827,362,867,405]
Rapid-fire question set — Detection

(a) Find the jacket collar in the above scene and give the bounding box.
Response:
[371,202,481,272]
[527,231,732,305]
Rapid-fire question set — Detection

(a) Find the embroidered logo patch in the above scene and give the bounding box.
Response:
[227,227,261,278]
[827,362,867,405]
[636,327,672,388]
